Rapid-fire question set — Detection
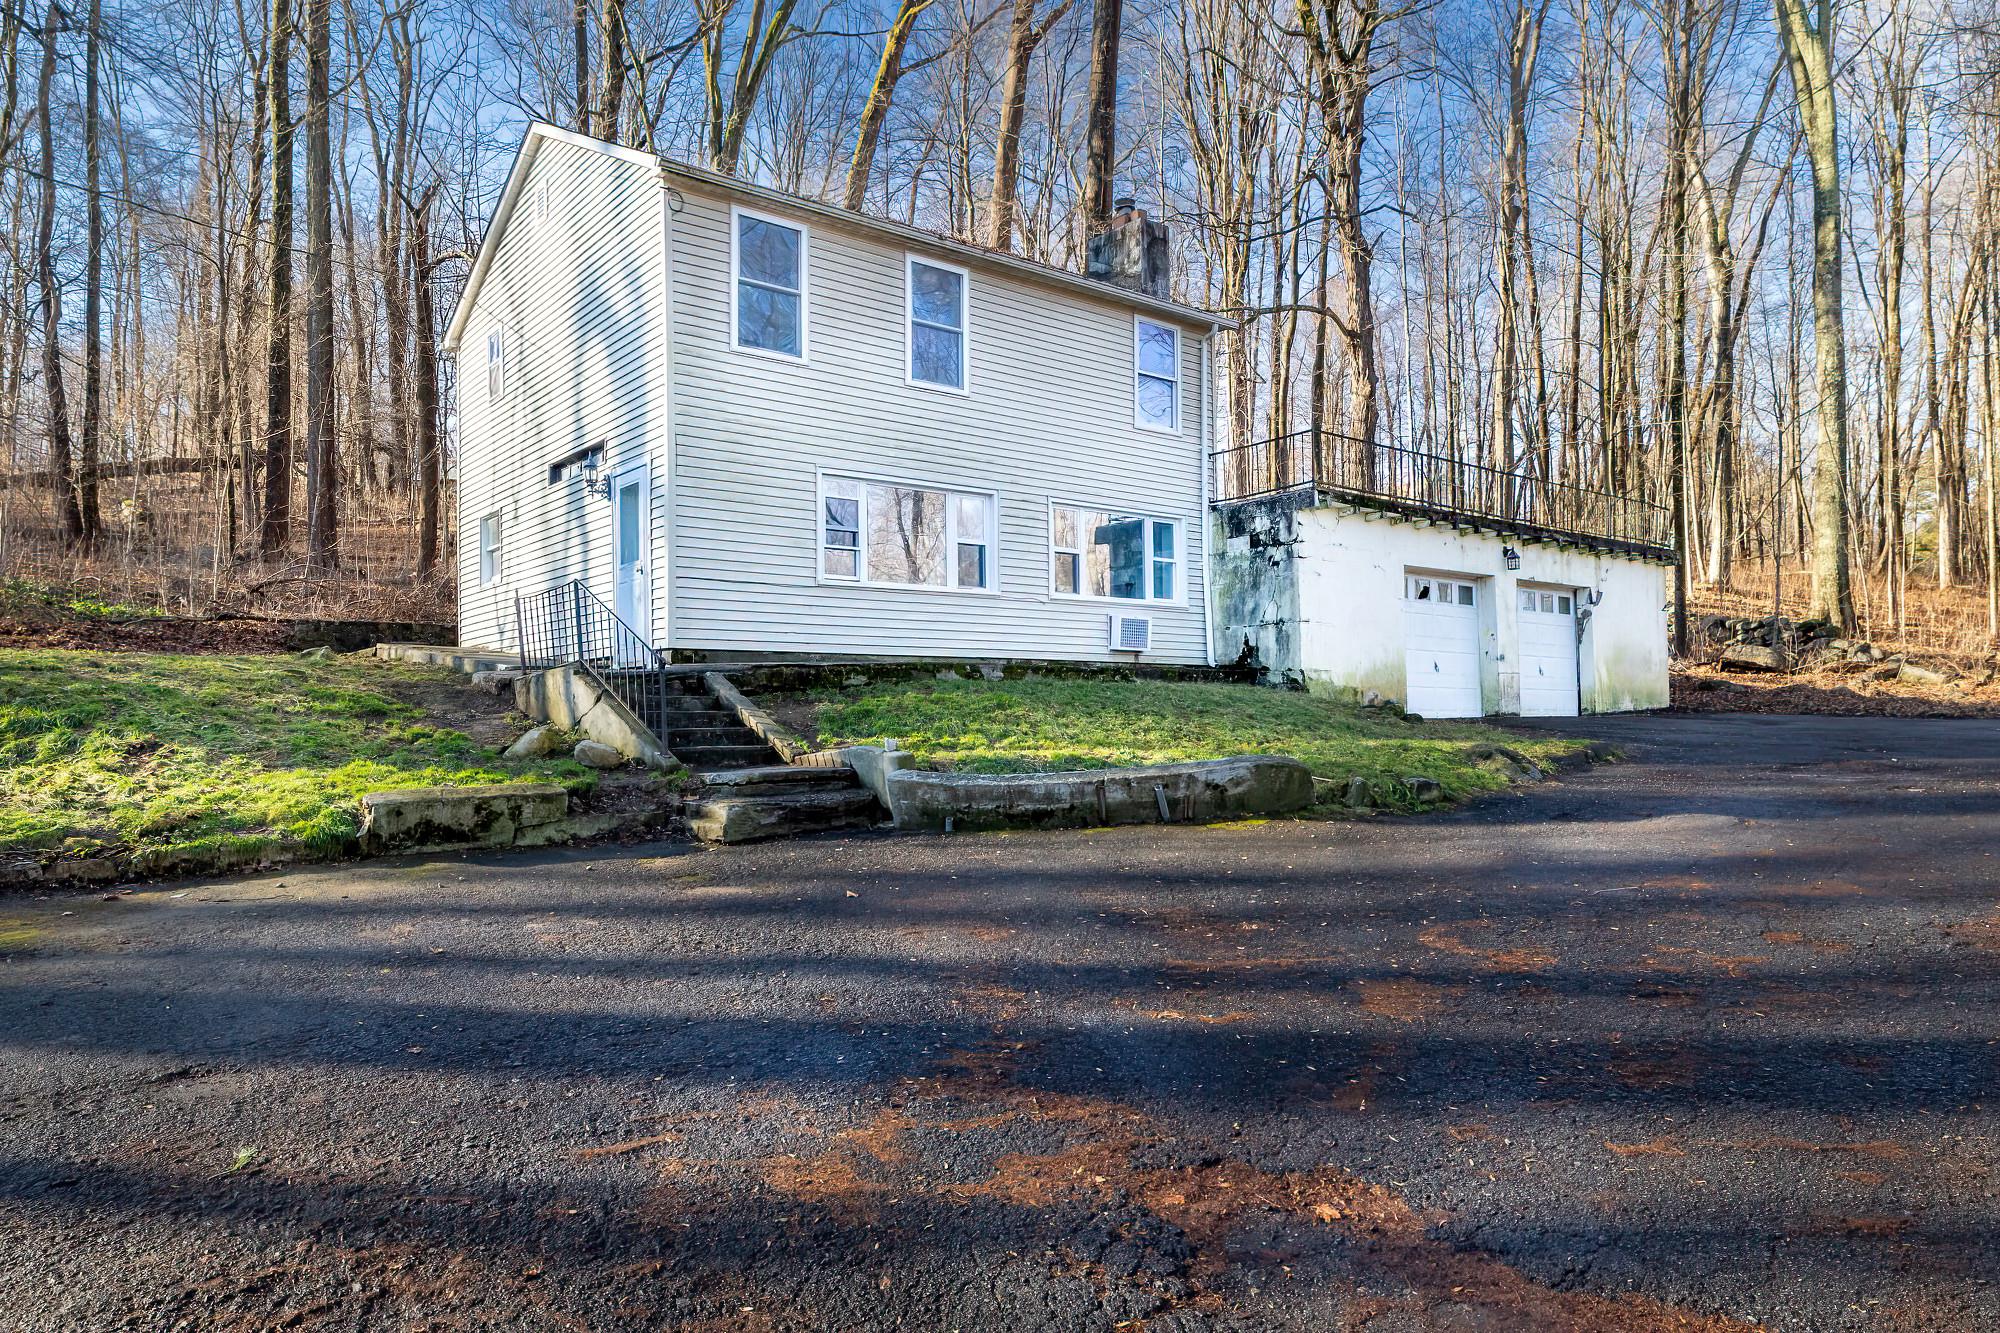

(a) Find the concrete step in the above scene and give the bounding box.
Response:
[685,788,883,844]
[675,743,782,769]
[693,764,861,798]
[666,725,765,748]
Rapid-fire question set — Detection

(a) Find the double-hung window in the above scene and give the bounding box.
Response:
[821,476,994,591]
[907,257,968,390]
[486,329,505,401]
[1134,317,1178,432]
[478,513,503,585]
[733,207,806,358]
[1051,505,1179,602]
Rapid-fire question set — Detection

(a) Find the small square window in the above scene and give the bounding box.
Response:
[1458,584,1475,607]
[1541,592,1555,612]
[1557,595,1572,614]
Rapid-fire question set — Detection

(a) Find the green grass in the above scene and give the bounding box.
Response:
[0,576,165,621]
[0,648,590,869]
[798,677,1597,809]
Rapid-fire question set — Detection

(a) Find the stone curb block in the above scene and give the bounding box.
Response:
[358,783,569,855]
[882,755,1314,833]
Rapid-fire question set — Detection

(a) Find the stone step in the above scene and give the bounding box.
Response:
[685,788,884,844]
[675,743,782,769]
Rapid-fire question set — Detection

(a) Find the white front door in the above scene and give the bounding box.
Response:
[1517,585,1581,716]
[612,467,650,653]
[1403,574,1483,718]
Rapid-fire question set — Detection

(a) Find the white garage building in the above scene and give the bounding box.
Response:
[1209,437,1672,717]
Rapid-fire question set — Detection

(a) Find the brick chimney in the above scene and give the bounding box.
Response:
[1087,196,1170,300]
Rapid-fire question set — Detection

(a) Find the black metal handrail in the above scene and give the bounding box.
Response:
[1211,430,1673,556]
[514,580,674,738]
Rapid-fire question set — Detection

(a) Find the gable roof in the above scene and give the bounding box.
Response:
[443,122,1232,353]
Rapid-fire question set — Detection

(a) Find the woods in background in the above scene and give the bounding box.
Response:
[1,0,1998,647]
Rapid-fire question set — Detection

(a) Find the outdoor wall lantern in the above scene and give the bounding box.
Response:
[1502,546,1522,570]
[579,450,612,501]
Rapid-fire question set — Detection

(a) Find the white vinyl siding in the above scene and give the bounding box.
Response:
[452,137,670,651]
[669,183,1209,663]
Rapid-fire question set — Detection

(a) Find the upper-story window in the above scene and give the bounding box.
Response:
[822,474,994,591]
[907,256,968,391]
[1134,317,1179,433]
[486,328,505,401]
[733,207,807,359]
[1051,504,1179,602]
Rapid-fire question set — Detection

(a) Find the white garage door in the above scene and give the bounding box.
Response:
[1518,585,1580,717]
[1403,574,1483,718]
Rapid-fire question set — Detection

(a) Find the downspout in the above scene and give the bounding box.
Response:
[656,165,679,657]
[1200,328,1218,666]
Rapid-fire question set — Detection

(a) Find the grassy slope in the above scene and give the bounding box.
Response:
[0,648,588,868]
[803,678,1595,808]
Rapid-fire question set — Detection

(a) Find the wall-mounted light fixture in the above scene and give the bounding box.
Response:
[1502,545,1521,571]
[579,450,611,501]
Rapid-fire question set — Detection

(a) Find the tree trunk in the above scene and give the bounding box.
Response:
[1081,0,1122,229]
[411,193,442,582]
[35,0,80,548]
[78,0,103,548]
[303,0,336,570]
[1773,0,1854,630]
[842,0,931,211]
[261,0,294,557]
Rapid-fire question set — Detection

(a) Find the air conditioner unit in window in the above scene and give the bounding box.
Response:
[1109,613,1153,653]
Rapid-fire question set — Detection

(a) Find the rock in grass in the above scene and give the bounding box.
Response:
[296,646,334,662]
[505,724,559,759]
[1405,776,1446,805]
[573,739,625,769]
[1342,776,1373,808]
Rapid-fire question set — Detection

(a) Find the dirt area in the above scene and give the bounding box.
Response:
[1672,661,2000,717]
[3,713,1997,1330]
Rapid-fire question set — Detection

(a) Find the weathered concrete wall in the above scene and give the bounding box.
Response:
[1287,507,1668,714]
[513,666,684,772]
[1208,496,1307,677]
[882,755,1314,833]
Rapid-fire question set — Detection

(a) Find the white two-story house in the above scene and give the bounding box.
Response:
[444,123,1229,667]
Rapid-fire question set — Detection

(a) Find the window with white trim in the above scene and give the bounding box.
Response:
[907,257,968,389]
[478,512,503,585]
[1518,588,1573,614]
[1134,318,1179,432]
[822,476,993,591]
[1408,575,1475,606]
[733,208,805,358]
[486,328,505,401]
[1051,506,1178,602]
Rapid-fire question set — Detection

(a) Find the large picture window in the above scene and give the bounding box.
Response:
[733,207,806,358]
[907,257,968,390]
[1134,318,1178,432]
[821,476,994,591]
[1051,506,1179,602]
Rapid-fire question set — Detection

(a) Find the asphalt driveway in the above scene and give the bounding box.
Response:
[3,713,1998,1331]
